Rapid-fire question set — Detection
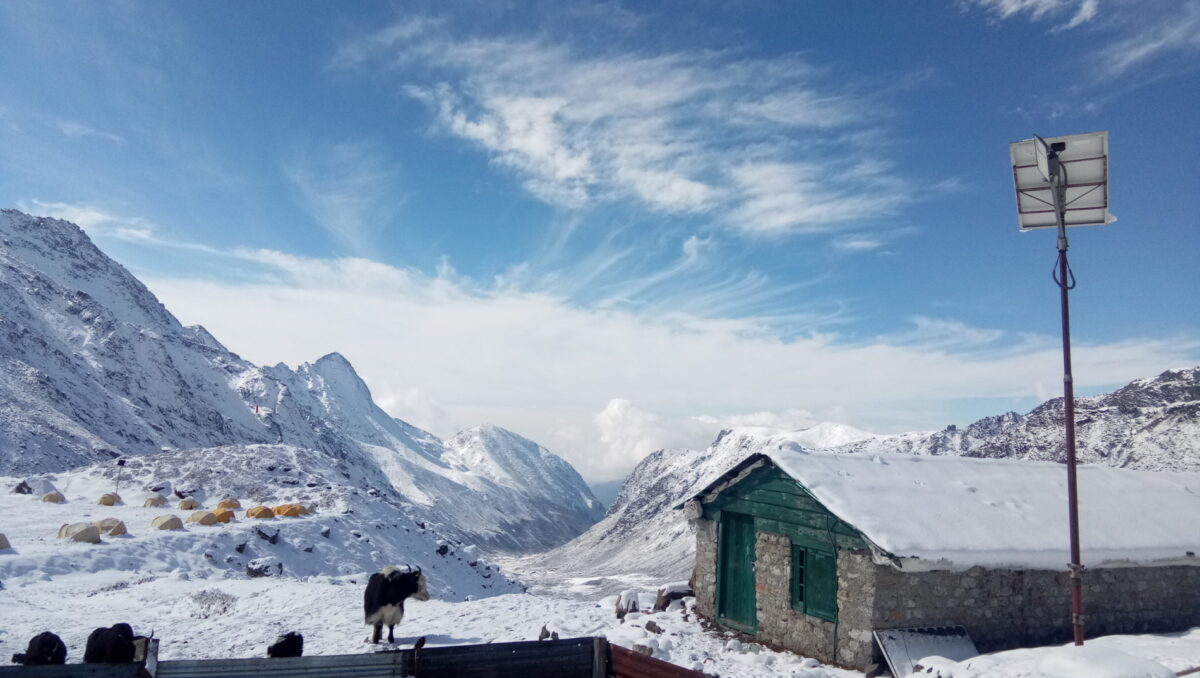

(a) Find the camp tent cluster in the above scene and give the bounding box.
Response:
[4,486,320,549]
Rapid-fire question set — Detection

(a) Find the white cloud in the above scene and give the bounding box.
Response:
[832,237,883,252]
[56,120,125,144]
[969,0,1200,81]
[969,0,1099,26]
[338,19,904,235]
[142,250,1199,482]
[1099,2,1200,76]
[17,200,153,240]
[283,142,400,255]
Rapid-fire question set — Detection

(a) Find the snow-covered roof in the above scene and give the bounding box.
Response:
[694,448,1200,571]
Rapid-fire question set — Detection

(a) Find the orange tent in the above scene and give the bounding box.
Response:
[213,508,236,523]
[216,498,241,510]
[274,503,305,517]
[245,506,275,519]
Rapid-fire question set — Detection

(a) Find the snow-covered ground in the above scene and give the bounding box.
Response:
[0,573,866,677]
[3,477,1199,677]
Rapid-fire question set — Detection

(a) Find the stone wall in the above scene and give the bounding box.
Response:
[693,521,881,669]
[752,532,880,668]
[694,516,1200,671]
[870,561,1200,653]
[693,518,718,619]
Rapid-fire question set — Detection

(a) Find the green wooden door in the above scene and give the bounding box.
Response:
[717,511,757,631]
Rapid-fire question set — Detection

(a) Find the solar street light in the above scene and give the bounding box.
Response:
[1008,131,1111,647]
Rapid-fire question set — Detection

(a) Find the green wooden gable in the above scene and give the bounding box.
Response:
[701,463,866,552]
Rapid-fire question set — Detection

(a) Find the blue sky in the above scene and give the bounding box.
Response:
[2,0,1198,480]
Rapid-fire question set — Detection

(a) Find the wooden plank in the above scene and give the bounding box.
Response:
[609,644,706,678]
[742,488,828,512]
[754,516,862,551]
[718,498,831,528]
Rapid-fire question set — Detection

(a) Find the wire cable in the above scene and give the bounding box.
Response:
[1053,250,1076,290]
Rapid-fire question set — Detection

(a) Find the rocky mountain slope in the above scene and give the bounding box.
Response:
[0,444,523,599]
[521,372,1199,589]
[514,424,875,590]
[836,367,1200,471]
[0,209,603,553]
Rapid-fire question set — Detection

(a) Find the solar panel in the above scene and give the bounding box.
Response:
[1009,131,1112,231]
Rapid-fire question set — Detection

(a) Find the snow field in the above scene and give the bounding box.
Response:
[0,571,860,677]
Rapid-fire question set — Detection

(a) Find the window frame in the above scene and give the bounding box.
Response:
[790,542,838,622]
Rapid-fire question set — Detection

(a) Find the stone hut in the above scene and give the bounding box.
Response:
[680,449,1200,671]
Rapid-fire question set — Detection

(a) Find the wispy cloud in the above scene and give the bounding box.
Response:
[336,18,907,236]
[16,200,227,257]
[283,142,400,255]
[56,119,125,144]
[17,199,153,241]
[967,0,1200,82]
[1099,1,1200,77]
[968,0,1100,28]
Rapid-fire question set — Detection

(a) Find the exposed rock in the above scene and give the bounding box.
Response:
[246,556,283,578]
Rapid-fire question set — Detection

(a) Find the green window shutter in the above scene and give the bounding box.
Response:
[805,549,838,621]
[790,545,805,611]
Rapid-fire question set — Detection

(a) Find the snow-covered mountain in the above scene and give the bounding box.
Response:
[521,373,1199,590]
[514,426,863,589]
[833,367,1200,471]
[0,209,603,553]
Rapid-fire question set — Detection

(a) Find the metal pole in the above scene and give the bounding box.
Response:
[1049,151,1085,646]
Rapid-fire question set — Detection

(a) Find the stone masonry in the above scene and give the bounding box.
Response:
[868,559,1200,655]
[693,517,1200,671]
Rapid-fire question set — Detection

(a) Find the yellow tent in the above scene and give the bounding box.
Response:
[186,510,219,526]
[216,498,242,510]
[177,497,201,510]
[151,515,185,531]
[274,503,305,517]
[98,493,122,506]
[58,522,101,543]
[245,506,275,519]
[93,518,127,536]
[144,494,167,507]
[41,491,66,503]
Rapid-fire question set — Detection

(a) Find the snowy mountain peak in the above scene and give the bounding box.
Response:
[0,208,601,553]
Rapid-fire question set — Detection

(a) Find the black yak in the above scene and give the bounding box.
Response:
[267,632,304,658]
[11,631,67,665]
[364,565,429,644]
[84,623,136,663]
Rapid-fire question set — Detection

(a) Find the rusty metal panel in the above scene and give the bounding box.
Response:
[609,644,706,678]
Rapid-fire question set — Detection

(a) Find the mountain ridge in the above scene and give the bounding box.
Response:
[519,367,1200,591]
[0,208,603,553]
